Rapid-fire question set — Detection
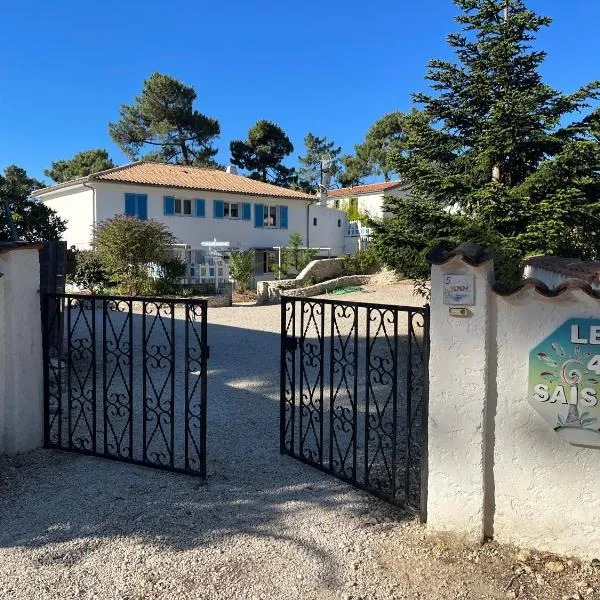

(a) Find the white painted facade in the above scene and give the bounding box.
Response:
[327,185,410,219]
[428,255,600,559]
[36,180,348,279]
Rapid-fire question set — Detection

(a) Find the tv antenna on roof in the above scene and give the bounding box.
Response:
[320,155,333,190]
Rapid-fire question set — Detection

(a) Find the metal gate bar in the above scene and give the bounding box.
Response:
[280,295,429,517]
[42,293,208,477]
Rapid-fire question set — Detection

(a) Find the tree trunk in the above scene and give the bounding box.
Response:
[492,164,501,182]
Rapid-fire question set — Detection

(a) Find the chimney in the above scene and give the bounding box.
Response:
[225,165,238,175]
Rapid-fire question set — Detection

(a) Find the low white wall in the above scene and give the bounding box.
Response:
[494,287,600,557]
[0,246,44,455]
[281,275,372,298]
[256,258,345,304]
[428,254,600,558]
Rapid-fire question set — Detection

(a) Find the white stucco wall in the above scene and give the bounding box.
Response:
[327,187,409,219]
[427,258,494,541]
[428,256,600,558]
[308,204,347,255]
[0,246,44,455]
[40,185,94,249]
[494,288,600,558]
[38,181,346,255]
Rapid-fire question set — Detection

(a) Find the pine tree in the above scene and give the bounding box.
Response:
[109,73,221,167]
[374,0,600,284]
[45,149,115,183]
[296,133,342,192]
[230,120,295,187]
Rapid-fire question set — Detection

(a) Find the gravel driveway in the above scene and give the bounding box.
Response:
[2,283,593,600]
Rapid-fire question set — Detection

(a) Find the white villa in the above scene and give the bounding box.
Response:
[326,180,408,220]
[33,162,349,283]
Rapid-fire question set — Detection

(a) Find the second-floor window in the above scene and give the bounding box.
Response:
[224,202,239,218]
[264,205,278,227]
[164,196,206,217]
[175,198,192,216]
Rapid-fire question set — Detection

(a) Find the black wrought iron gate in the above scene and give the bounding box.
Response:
[42,294,208,477]
[280,296,429,518]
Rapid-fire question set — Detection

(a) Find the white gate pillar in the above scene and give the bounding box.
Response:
[0,244,44,455]
[426,245,495,542]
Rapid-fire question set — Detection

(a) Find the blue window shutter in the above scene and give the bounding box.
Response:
[242,202,251,221]
[195,199,206,217]
[124,193,136,216]
[164,196,175,215]
[214,200,224,219]
[280,205,288,229]
[137,194,148,220]
[254,203,264,228]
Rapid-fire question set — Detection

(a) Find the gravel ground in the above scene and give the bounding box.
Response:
[1,282,599,600]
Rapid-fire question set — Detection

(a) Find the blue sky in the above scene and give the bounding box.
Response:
[0,0,598,183]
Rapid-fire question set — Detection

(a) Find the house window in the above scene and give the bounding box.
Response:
[334,200,340,209]
[224,202,240,218]
[337,219,341,227]
[263,205,278,227]
[174,198,192,216]
[313,217,318,226]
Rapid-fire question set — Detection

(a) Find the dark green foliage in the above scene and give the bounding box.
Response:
[230,120,295,187]
[273,232,318,278]
[93,215,177,295]
[371,197,524,288]
[147,257,188,296]
[159,257,187,284]
[109,72,221,167]
[342,247,380,275]
[296,133,342,192]
[337,155,369,188]
[371,0,600,288]
[44,149,115,183]
[340,112,407,185]
[229,249,255,293]
[0,165,66,242]
[72,250,108,293]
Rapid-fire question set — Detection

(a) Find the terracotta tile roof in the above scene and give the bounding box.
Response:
[327,180,404,198]
[35,162,315,200]
[524,255,600,283]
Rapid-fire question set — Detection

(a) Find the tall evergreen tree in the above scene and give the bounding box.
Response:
[0,166,66,242]
[44,149,115,183]
[296,133,342,192]
[109,72,221,167]
[230,120,295,187]
[337,154,369,188]
[373,0,600,285]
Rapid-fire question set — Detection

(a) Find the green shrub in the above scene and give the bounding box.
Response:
[93,215,176,296]
[342,248,380,275]
[272,232,318,278]
[370,196,524,295]
[159,257,187,284]
[229,249,255,293]
[72,250,108,293]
